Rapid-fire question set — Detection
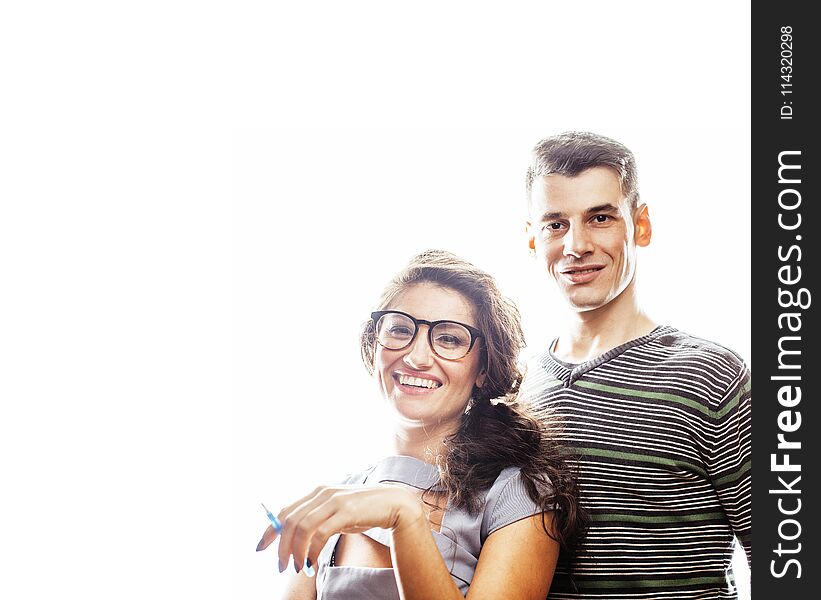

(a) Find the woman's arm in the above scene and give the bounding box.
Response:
[393,512,558,600]
[258,485,465,599]
[388,505,466,600]
[259,486,558,600]
[466,513,559,600]
[280,572,317,600]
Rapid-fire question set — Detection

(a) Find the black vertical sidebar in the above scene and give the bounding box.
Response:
[753,3,818,597]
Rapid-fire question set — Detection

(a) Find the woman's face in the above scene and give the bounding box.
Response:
[374,283,486,430]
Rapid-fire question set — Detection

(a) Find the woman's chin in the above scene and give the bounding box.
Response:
[391,403,436,425]
[390,401,464,431]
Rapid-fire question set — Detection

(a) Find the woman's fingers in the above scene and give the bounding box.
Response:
[303,508,370,566]
[276,487,335,573]
[255,524,279,552]
[288,500,348,574]
[257,488,327,562]
[264,485,407,574]
[291,490,391,570]
[279,495,338,571]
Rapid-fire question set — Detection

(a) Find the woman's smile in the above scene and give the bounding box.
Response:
[393,370,443,392]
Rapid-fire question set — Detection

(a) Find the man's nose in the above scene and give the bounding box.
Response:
[563,224,594,258]
[404,326,435,368]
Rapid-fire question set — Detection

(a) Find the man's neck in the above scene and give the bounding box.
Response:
[553,281,657,364]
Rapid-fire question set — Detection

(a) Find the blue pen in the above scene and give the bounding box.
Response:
[261,502,282,533]
[261,503,315,577]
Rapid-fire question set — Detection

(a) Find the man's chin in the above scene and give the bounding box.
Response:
[562,281,631,313]
[569,302,607,313]
[564,292,610,313]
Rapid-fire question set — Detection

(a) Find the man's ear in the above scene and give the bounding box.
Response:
[634,204,652,247]
[526,221,536,254]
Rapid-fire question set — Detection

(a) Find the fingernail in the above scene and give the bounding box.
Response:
[278,559,285,573]
[294,561,301,574]
[255,537,265,552]
[304,558,315,577]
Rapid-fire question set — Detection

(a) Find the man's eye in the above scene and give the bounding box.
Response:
[545,222,563,230]
[592,215,610,223]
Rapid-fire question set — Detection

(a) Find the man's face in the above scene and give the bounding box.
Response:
[527,166,650,312]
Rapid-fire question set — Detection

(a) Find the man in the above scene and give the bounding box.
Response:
[520,132,751,598]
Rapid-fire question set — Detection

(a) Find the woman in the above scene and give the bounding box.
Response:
[257,250,584,599]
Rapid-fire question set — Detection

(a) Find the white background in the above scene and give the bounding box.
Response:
[1,2,750,599]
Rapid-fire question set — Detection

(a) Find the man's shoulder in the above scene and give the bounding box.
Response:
[520,326,750,405]
[523,326,748,373]
[651,326,748,374]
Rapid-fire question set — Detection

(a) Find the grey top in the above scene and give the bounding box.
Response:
[315,455,547,600]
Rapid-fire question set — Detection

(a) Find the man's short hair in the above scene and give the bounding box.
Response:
[526,131,640,211]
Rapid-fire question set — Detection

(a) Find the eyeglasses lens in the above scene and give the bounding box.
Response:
[375,313,473,360]
[376,313,416,349]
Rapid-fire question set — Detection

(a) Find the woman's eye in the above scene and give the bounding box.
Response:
[388,326,413,337]
[435,334,467,348]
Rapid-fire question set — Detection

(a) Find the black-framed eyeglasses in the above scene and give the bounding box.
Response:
[370,310,483,361]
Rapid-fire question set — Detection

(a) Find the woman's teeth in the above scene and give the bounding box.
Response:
[398,374,440,389]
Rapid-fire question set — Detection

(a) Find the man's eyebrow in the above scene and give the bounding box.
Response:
[537,203,621,222]
[586,203,620,214]
[537,211,565,222]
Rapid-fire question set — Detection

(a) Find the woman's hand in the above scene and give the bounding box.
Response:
[256,484,425,574]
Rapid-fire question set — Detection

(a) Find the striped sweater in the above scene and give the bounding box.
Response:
[520,326,752,599]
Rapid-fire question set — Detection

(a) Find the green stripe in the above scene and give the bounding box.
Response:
[576,380,715,416]
[713,460,751,486]
[570,576,727,589]
[589,511,726,523]
[715,379,751,419]
[576,379,751,420]
[575,446,707,477]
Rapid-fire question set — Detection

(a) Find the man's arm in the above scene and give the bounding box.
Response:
[708,364,752,566]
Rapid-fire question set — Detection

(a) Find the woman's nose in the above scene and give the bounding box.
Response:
[403,326,435,368]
